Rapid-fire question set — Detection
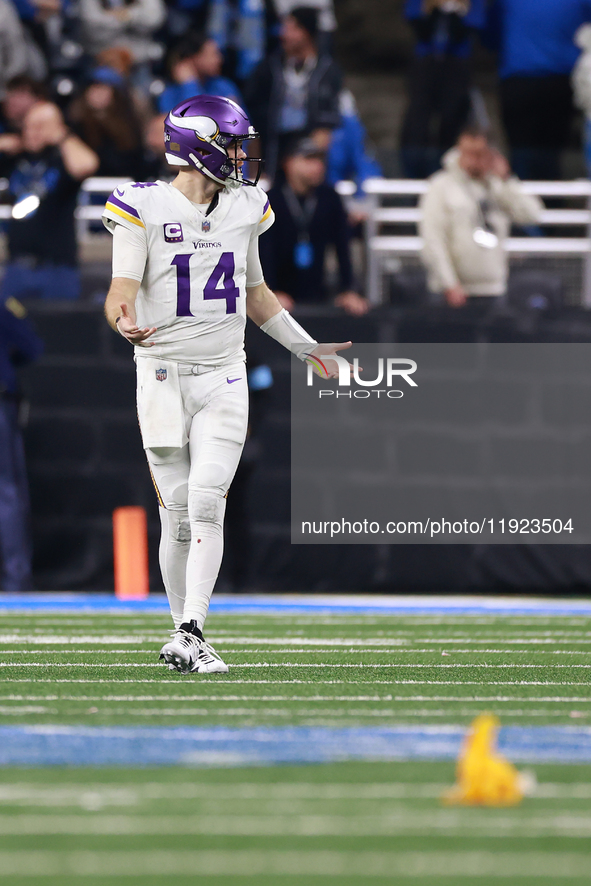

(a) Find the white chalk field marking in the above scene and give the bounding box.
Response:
[60,707,589,719]
[0,706,49,714]
[222,649,591,655]
[1,695,590,703]
[1,781,590,804]
[0,849,589,878]
[0,636,166,645]
[4,648,591,656]
[2,812,591,838]
[2,662,591,668]
[3,634,591,645]
[0,675,589,687]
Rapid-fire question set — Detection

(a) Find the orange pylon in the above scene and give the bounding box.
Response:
[113,506,149,599]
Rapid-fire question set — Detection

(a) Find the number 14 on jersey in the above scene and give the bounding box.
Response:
[172,252,240,316]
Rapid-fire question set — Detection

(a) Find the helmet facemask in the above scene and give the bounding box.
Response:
[215,131,263,188]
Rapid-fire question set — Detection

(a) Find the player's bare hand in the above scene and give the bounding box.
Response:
[334,291,370,316]
[306,341,356,379]
[0,133,22,155]
[274,291,295,311]
[488,148,511,181]
[445,284,467,308]
[117,303,157,346]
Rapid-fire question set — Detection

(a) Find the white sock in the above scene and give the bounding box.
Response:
[182,516,225,630]
[158,507,190,630]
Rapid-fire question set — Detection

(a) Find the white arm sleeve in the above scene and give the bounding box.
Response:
[245,229,264,288]
[260,309,317,360]
[112,222,148,282]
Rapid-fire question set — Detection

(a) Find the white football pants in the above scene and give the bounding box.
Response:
[142,363,248,631]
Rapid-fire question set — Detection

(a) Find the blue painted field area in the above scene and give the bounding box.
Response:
[1,592,591,616]
[1,724,591,768]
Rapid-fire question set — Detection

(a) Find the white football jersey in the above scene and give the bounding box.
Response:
[102,180,274,365]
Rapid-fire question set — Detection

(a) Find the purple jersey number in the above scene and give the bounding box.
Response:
[171,253,191,316]
[172,252,239,317]
[204,252,239,314]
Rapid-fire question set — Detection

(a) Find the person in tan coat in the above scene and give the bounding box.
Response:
[419,128,543,307]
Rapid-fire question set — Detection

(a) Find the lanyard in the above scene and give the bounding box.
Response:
[282,185,317,242]
[460,175,498,234]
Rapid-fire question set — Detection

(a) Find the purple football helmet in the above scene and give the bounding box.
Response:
[163,95,262,187]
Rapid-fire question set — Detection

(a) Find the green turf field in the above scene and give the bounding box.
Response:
[1,610,591,726]
[1,607,590,883]
[1,760,591,884]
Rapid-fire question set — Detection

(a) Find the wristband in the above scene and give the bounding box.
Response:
[115,316,127,337]
[259,309,317,360]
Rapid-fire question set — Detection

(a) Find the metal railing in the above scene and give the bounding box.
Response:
[357,178,591,306]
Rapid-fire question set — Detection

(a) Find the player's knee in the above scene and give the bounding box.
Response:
[159,507,191,543]
[152,478,188,512]
[188,488,225,525]
[191,460,233,490]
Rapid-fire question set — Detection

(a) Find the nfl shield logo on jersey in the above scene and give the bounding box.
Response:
[155,368,167,382]
[202,219,211,233]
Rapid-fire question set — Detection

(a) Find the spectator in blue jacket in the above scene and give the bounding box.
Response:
[401,0,487,178]
[488,0,591,180]
[0,295,43,592]
[326,89,382,193]
[157,33,242,114]
[207,0,267,84]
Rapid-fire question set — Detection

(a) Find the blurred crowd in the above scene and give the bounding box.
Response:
[0,0,379,185]
[402,0,591,181]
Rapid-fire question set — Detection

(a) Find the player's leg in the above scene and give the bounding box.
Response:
[145,446,190,629]
[159,367,248,674]
[183,371,249,630]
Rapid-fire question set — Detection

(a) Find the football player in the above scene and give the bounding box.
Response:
[103,95,351,674]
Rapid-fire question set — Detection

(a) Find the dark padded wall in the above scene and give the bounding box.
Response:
[19,302,591,592]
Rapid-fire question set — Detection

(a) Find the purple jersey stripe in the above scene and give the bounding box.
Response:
[262,199,270,214]
[107,192,141,220]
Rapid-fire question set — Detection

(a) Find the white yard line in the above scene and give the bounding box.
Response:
[416,638,591,645]
[2,634,590,646]
[1,662,590,669]
[1,694,589,703]
[1,781,590,803]
[1,678,589,686]
[239,663,591,668]
[86,707,586,718]
[2,812,591,838]
[0,706,49,713]
[0,636,164,645]
[3,648,591,655]
[0,848,589,878]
